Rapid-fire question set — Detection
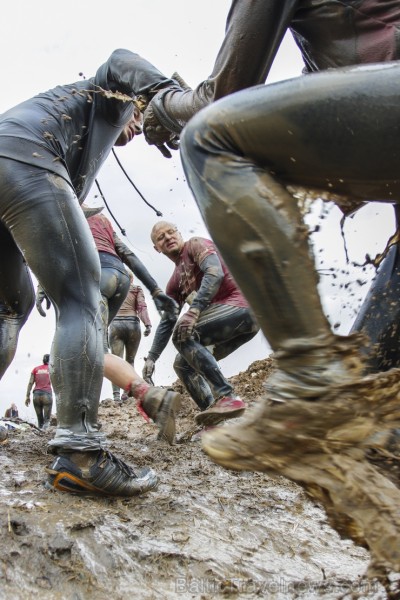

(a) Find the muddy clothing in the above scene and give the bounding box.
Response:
[114,284,151,324]
[33,392,53,430]
[156,0,400,127]
[180,64,400,570]
[0,49,174,199]
[180,60,400,371]
[109,285,151,396]
[87,212,120,259]
[109,317,141,364]
[350,242,400,371]
[156,0,400,372]
[166,237,249,311]
[26,362,53,430]
[0,49,175,452]
[148,238,259,409]
[87,213,130,334]
[87,212,162,328]
[29,364,52,394]
[172,304,259,410]
[4,407,18,418]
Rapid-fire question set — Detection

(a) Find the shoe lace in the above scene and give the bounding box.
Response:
[102,450,138,479]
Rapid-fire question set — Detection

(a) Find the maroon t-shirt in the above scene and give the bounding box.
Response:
[32,364,52,393]
[87,213,118,258]
[165,237,249,309]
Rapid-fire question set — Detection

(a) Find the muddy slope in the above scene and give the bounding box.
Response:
[0,358,395,599]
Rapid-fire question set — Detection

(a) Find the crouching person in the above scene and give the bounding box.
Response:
[142,222,259,432]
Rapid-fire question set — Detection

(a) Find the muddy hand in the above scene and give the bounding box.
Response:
[143,103,180,159]
[35,285,52,317]
[152,289,179,319]
[173,308,200,344]
[142,357,155,385]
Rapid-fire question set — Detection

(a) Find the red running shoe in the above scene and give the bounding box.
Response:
[195,396,246,427]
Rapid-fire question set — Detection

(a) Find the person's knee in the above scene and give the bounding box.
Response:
[49,253,101,317]
[172,337,190,355]
[181,104,223,157]
[173,353,187,376]
[0,275,35,325]
[0,298,33,329]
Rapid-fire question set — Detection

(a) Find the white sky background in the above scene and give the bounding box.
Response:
[0,1,395,422]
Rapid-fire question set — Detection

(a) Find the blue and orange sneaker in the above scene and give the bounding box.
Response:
[46,449,158,497]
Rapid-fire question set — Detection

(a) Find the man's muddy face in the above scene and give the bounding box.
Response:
[114,106,143,146]
[153,224,184,259]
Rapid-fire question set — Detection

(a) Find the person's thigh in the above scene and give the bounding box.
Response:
[0,221,34,320]
[109,320,126,358]
[195,304,258,353]
[0,220,35,378]
[0,161,101,309]
[100,268,130,324]
[124,320,141,365]
[42,393,53,417]
[0,160,105,430]
[0,160,36,322]
[182,61,400,203]
[32,392,45,413]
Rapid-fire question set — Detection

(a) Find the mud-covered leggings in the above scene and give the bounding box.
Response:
[180,62,400,372]
[109,317,141,397]
[173,304,259,410]
[98,252,131,351]
[0,160,105,451]
[33,390,53,430]
[350,207,400,372]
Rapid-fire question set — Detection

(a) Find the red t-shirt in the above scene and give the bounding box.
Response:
[166,237,249,309]
[32,364,52,393]
[87,213,118,258]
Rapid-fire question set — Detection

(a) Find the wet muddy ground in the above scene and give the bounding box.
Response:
[0,358,396,599]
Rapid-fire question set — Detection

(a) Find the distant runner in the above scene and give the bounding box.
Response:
[25,354,53,430]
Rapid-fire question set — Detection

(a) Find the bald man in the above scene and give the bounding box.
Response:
[142,222,259,432]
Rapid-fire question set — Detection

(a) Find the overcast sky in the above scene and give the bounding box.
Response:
[0,1,394,422]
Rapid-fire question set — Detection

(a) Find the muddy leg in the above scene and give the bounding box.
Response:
[180,83,400,571]
[202,366,400,572]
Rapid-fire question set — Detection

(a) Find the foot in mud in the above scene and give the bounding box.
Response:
[202,367,400,475]
[202,367,400,573]
[139,387,182,445]
[195,396,246,427]
[46,449,158,497]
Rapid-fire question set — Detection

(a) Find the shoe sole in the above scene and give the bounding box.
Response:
[46,468,158,497]
[46,469,114,495]
[195,407,245,427]
[156,391,182,445]
[201,442,245,471]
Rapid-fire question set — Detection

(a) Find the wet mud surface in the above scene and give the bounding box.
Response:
[0,358,397,599]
